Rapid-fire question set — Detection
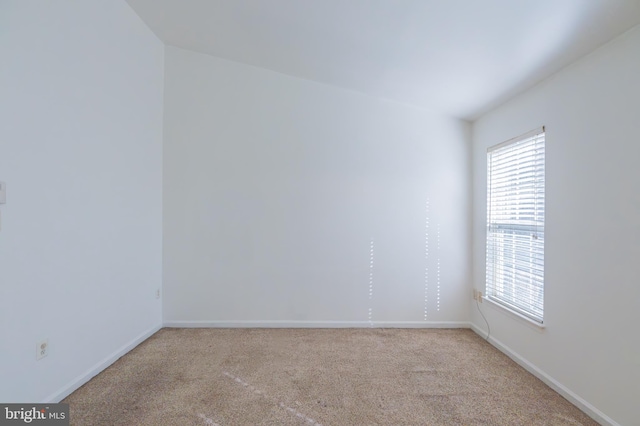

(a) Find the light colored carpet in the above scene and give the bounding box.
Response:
[64,328,598,425]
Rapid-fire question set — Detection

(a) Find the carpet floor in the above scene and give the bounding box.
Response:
[63,328,598,425]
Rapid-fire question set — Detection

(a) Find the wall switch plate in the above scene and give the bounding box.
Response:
[155,289,161,299]
[0,182,6,204]
[37,339,49,360]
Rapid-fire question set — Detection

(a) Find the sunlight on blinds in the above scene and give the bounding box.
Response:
[486,128,545,323]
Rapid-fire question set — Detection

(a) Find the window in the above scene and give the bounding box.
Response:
[486,127,545,323]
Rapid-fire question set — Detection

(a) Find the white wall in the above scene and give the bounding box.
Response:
[0,1,164,402]
[163,46,471,326]
[471,25,640,426]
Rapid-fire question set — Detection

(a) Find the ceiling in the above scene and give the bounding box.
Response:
[126,0,640,120]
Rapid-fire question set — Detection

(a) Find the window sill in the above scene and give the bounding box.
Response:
[481,296,546,332]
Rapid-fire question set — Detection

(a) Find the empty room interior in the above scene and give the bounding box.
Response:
[1,1,639,425]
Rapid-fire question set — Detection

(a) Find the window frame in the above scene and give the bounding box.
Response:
[485,127,545,324]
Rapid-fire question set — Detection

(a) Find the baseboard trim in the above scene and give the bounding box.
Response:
[45,323,162,403]
[164,320,471,329]
[469,323,620,426]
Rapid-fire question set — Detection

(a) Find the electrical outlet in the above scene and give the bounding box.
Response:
[478,291,483,303]
[37,339,49,360]
[155,289,161,299]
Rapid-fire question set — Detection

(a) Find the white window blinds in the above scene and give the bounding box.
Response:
[486,127,545,323]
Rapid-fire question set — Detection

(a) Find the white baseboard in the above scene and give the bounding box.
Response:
[469,323,619,426]
[164,320,471,329]
[45,323,162,403]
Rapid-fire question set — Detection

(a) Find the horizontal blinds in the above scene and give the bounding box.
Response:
[486,128,545,323]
